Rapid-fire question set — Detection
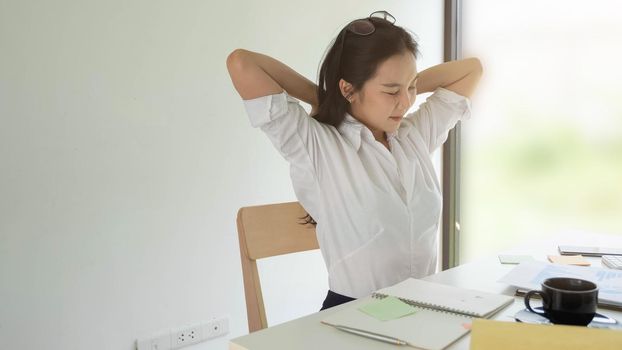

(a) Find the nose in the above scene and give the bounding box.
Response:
[396,90,414,113]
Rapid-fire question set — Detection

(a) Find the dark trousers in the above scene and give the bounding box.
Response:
[320,290,356,310]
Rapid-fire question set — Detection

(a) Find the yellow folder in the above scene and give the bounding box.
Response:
[470,319,622,350]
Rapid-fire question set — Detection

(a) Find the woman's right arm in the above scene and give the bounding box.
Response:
[226,49,318,109]
[227,49,323,184]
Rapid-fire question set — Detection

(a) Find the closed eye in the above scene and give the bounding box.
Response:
[386,86,416,96]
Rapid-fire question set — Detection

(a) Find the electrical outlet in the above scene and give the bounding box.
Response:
[171,324,203,349]
[137,317,228,350]
[204,317,229,340]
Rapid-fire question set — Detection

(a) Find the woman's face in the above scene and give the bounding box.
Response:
[348,51,418,141]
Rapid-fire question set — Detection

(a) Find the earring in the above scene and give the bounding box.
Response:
[345,92,353,102]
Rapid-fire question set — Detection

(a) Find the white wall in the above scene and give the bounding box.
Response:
[0,1,444,349]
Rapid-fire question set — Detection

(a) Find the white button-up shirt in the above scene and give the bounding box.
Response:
[243,87,471,298]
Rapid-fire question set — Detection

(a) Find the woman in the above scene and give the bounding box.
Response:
[226,11,482,310]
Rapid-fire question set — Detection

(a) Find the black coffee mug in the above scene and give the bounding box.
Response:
[524,277,599,326]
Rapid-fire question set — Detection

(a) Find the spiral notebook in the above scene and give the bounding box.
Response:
[374,278,514,318]
[321,278,514,350]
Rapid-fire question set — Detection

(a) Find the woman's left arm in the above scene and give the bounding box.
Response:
[416,57,483,98]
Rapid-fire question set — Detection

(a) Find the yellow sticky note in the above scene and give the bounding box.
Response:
[470,319,622,350]
[547,255,591,266]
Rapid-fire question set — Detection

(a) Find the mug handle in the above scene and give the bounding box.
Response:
[524,290,548,315]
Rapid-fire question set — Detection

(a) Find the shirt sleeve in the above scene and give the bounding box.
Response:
[400,87,472,153]
[242,91,321,173]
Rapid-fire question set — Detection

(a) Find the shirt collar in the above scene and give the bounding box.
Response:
[337,113,398,150]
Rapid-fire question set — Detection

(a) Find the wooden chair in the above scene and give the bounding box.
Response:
[236,201,319,332]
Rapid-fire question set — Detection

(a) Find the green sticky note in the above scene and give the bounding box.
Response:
[358,296,417,321]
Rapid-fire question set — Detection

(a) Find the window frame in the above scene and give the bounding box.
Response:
[441,0,463,270]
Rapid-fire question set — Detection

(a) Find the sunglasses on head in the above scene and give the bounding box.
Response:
[346,10,396,36]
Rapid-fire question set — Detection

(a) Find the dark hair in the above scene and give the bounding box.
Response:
[302,14,420,226]
[312,15,420,127]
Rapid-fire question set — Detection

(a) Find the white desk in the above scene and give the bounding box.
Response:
[230,234,622,350]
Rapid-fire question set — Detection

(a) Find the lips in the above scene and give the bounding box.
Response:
[389,116,403,121]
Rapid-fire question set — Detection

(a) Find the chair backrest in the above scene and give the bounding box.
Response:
[236,201,319,332]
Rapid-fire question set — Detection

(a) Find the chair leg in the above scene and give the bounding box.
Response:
[237,209,268,332]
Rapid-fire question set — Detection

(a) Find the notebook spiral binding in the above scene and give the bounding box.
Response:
[371,292,476,319]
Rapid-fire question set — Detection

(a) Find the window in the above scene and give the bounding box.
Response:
[460,0,622,262]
